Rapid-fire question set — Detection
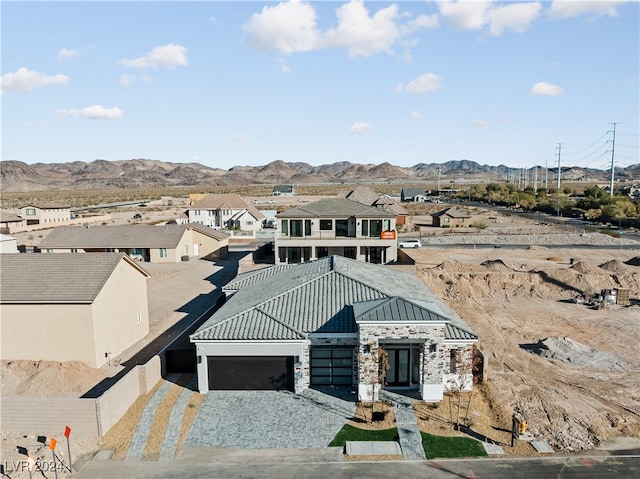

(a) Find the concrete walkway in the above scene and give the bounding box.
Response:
[159,376,198,460]
[125,377,175,460]
[382,391,427,460]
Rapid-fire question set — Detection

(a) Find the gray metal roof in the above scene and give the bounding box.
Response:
[0,253,149,303]
[39,223,228,249]
[402,188,426,197]
[277,198,395,219]
[192,256,476,342]
[432,208,471,218]
[353,297,452,323]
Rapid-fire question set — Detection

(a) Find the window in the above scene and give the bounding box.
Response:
[26,208,36,215]
[70,248,78,253]
[316,246,328,258]
[320,219,332,231]
[444,217,450,224]
[246,220,254,225]
[136,311,142,325]
[335,219,348,237]
[304,220,311,236]
[344,246,356,259]
[46,249,53,253]
[281,220,288,235]
[369,220,382,237]
[290,220,303,237]
[303,247,311,262]
[160,248,167,258]
[194,209,201,215]
[450,349,459,373]
[458,218,464,224]
[361,220,369,237]
[278,247,287,263]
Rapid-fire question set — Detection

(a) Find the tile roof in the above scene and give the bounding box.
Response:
[39,223,227,249]
[0,253,149,303]
[192,256,476,342]
[277,198,395,219]
[190,194,265,220]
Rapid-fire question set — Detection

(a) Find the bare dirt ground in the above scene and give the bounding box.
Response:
[410,245,640,452]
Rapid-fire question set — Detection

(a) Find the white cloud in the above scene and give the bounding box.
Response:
[231,133,248,141]
[395,72,442,93]
[530,81,564,96]
[243,0,437,58]
[56,105,123,120]
[488,2,542,36]
[547,0,626,20]
[323,1,402,57]
[119,74,136,86]
[1,67,69,92]
[120,43,188,70]
[278,58,291,74]
[350,122,373,133]
[472,119,489,127]
[209,16,216,24]
[438,1,542,36]
[243,1,321,54]
[410,111,423,119]
[56,47,79,61]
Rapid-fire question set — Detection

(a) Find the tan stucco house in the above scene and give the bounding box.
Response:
[0,253,150,368]
[39,223,229,263]
[20,203,71,225]
[190,256,477,401]
[0,211,26,233]
[275,198,398,265]
[432,208,471,228]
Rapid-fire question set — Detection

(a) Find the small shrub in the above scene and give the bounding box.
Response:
[601,230,621,238]
[471,221,487,230]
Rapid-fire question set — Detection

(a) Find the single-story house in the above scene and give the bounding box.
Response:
[0,234,18,253]
[272,185,295,196]
[39,223,229,263]
[0,253,150,368]
[401,188,427,203]
[20,203,71,225]
[190,256,477,401]
[0,211,26,233]
[432,208,471,228]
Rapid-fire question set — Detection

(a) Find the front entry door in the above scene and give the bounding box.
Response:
[386,349,410,386]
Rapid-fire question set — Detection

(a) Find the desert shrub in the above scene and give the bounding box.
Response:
[600,230,621,238]
[471,221,487,229]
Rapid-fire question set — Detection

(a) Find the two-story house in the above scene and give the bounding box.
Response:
[275,198,398,265]
[20,203,71,225]
[186,194,264,231]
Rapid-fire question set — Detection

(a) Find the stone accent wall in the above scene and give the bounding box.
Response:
[358,324,447,388]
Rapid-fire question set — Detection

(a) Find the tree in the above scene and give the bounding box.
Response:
[358,344,390,423]
[444,347,476,430]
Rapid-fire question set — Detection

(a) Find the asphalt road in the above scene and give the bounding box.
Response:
[75,453,640,479]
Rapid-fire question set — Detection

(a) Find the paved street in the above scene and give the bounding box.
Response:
[75,451,640,478]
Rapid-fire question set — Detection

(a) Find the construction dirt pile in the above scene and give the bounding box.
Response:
[1,360,110,397]
[416,247,640,452]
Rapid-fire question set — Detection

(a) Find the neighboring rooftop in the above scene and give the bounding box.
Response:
[0,252,149,303]
[277,198,396,219]
[190,194,265,220]
[39,223,228,249]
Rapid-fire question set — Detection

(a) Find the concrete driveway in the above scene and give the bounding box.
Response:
[184,388,357,449]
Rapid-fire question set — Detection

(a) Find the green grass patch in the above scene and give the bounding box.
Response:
[420,432,487,458]
[328,424,398,447]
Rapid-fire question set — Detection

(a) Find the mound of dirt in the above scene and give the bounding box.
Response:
[1,360,109,397]
[522,337,625,372]
[625,256,640,267]
[599,259,629,273]
[570,261,601,274]
[480,259,513,272]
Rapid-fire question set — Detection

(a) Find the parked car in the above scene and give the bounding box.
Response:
[398,238,421,249]
[132,213,142,220]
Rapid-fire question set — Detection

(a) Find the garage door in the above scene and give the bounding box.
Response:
[207,356,294,391]
[310,348,353,386]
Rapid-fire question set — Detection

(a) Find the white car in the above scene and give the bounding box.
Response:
[398,238,421,249]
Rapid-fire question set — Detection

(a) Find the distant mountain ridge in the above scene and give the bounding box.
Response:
[0,158,635,192]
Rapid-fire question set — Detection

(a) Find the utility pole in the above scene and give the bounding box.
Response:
[544,158,549,190]
[607,123,619,197]
[555,143,562,191]
[436,167,441,194]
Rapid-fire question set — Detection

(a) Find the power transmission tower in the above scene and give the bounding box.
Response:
[607,123,619,197]
[555,143,562,191]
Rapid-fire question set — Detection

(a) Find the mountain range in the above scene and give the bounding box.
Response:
[1,159,636,192]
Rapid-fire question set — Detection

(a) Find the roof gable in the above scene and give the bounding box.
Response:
[354,296,451,322]
[0,253,148,303]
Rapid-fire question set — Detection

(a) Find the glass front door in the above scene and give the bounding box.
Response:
[386,348,410,386]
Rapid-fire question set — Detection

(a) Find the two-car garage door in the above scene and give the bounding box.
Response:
[207,356,294,391]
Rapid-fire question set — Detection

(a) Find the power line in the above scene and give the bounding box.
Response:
[607,123,619,198]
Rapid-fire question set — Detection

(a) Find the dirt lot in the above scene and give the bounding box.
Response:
[409,245,640,452]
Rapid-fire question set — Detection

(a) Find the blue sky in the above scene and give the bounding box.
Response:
[2,1,639,171]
